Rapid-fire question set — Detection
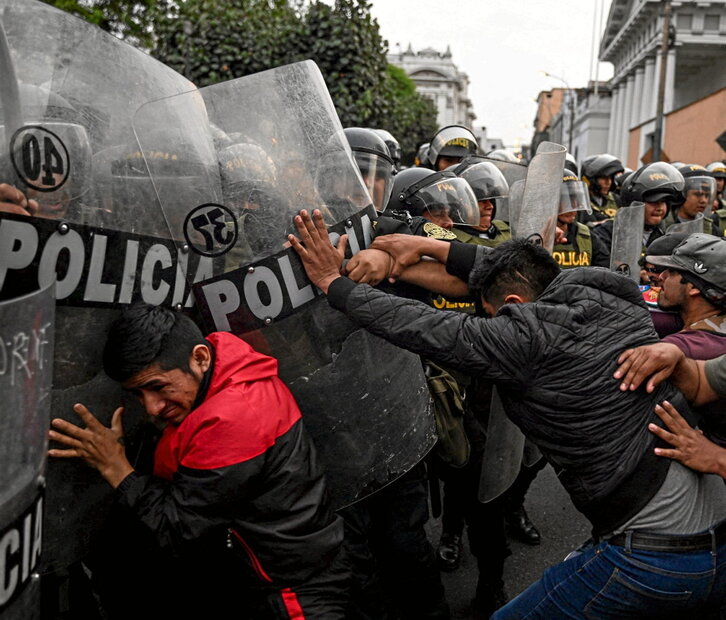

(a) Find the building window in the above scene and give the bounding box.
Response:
[676,13,693,30]
[705,14,720,31]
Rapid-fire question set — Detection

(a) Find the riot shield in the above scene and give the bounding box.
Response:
[482,156,528,224]
[0,283,54,619]
[666,215,706,235]
[0,0,205,573]
[514,142,566,251]
[134,60,435,508]
[507,179,526,238]
[478,387,525,503]
[610,204,645,281]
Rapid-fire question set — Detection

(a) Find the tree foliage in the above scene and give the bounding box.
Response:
[42,0,162,49]
[44,0,438,159]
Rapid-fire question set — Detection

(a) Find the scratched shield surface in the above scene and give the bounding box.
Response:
[0,0,204,571]
[134,60,435,508]
[0,283,54,619]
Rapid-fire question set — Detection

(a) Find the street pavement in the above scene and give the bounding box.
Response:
[426,464,591,618]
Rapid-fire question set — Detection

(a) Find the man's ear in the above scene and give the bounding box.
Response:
[190,344,211,374]
[685,283,701,298]
[503,294,527,305]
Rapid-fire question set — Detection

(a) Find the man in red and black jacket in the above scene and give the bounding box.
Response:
[48,303,348,619]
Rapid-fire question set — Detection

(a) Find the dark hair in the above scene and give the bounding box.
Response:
[471,239,561,308]
[103,303,206,382]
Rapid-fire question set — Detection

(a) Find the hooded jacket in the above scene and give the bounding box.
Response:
[116,331,342,586]
[326,255,688,536]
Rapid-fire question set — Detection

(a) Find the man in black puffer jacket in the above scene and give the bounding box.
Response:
[290,209,726,620]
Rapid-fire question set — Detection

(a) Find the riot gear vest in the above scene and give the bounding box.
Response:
[552,222,593,269]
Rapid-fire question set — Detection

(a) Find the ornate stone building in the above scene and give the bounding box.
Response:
[388,44,476,129]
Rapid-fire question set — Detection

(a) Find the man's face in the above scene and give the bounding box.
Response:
[557,210,577,227]
[657,268,689,312]
[717,178,725,195]
[478,199,494,229]
[425,205,454,230]
[596,176,612,196]
[122,349,208,425]
[680,189,709,219]
[644,200,667,226]
[436,155,462,171]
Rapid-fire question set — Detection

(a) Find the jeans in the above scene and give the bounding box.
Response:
[492,531,726,619]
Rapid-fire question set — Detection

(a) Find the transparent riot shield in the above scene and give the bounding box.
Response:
[514,142,566,251]
[0,0,206,572]
[478,387,525,503]
[507,179,526,238]
[134,60,435,508]
[610,204,645,281]
[482,156,528,224]
[0,283,54,620]
[666,215,706,236]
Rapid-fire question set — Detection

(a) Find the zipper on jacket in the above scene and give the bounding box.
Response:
[227,528,273,583]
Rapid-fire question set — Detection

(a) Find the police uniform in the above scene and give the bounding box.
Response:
[579,191,619,226]
[552,221,610,269]
[663,210,717,236]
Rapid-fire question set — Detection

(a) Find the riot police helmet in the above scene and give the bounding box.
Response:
[386,167,479,226]
[564,153,579,176]
[373,128,402,169]
[426,125,478,170]
[559,172,592,215]
[614,167,633,189]
[486,149,519,163]
[414,142,430,167]
[673,163,717,211]
[344,127,394,213]
[619,162,685,205]
[451,158,509,202]
[706,162,726,180]
[581,153,624,185]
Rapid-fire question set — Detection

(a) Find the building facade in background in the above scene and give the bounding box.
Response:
[600,0,726,167]
[388,44,477,129]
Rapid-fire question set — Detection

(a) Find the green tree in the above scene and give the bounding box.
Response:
[41,0,162,49]
[152,0,303,87]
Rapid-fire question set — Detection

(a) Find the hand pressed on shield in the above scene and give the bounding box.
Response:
[614,342,684,393]
[48,403,134,489]
[369,234,452,282]
[649,400,726,478]
[345,249,393,286]
[0,183,39,217]
[288,209,348,294]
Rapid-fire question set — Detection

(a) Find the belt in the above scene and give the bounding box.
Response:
[606,520,726,552]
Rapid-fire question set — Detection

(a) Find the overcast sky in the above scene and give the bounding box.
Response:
[370,0,614,148]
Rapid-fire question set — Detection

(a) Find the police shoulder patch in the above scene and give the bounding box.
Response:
[423,222,457,240]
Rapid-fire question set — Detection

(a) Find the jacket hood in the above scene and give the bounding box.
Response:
[539,266,645,310]
[206,331,278,396]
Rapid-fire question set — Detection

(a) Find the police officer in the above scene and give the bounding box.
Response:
[593,161,684,257]
[663,164,719,236]
[579,153,624,225]
[552,172,609,268]
[343,128,452,620]
[707,162,726,235]
[425,125,479,171]
[374,128,402,172]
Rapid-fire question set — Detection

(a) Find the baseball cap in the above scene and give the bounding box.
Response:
[646,233,726,291]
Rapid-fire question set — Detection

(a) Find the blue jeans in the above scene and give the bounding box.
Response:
[492,532,726,619]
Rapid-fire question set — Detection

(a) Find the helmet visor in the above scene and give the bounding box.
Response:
[458,162,509,201]
[353,151,394,212]
[559,180,592,214]
[417,176,479,225]
[429,126,477,164]
[683,175,717,208]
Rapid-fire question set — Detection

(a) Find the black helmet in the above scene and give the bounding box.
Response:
[451,158,509,202]
[426,125,478,168]
[386,167,479,226]
[564,153,579,176]
[673,163,716,208]
[414,142,430,167]
[373,128,401,168]
[620,162,685,205]
[581,154,624,183]
[706,162,726,179]
[344,127,394,212]
[614,167,633,189]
